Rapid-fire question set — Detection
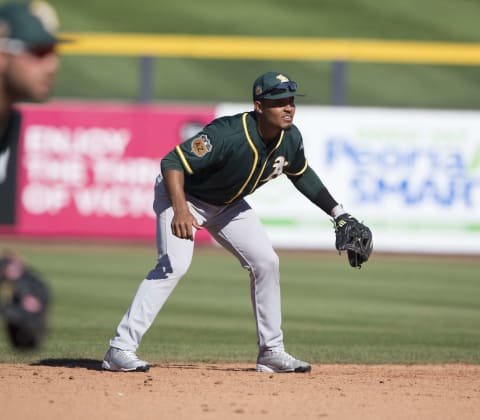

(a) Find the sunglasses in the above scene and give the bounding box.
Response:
[0,38,56,58]
[27,45,56,58]
[259,81,298,97]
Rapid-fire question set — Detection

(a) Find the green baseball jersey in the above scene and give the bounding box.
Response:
[161,111,308,205]
[0,110,21,154]
[0,110,22,225]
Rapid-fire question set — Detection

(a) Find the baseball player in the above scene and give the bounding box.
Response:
[1,0,62,213]
[103,71,370,373]
[0,1,63,349]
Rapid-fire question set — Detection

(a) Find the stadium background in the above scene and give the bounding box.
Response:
[0,0,479,367]
[53,0,480,108]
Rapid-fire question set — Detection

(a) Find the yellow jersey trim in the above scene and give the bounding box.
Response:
[285,159,308,176]
[225,113,259,204]
[176,145,194,175]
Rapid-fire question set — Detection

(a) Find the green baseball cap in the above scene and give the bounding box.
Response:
[0,1,64,50]
[252,71,305,101]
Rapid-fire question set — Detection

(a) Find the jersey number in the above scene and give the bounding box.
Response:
[264,156,288,182]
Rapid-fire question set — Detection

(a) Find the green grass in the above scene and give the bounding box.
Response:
[0,240,478,365]
[39,0,480,108]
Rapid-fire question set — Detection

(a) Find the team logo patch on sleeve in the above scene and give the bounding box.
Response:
[191,134,212,157]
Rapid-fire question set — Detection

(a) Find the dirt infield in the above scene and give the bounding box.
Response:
[1,363,479,420]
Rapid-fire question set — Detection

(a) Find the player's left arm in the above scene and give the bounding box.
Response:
[286,128,373,267]
[288,166,343,217]
[285,130,343,217]
[289,166,373,268]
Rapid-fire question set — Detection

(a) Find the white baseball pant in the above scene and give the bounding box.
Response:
[109,175,285,353]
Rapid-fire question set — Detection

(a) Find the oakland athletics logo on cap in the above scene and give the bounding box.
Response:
[275,74,289,83]
[191,134,212,157]
[30,0,59,34]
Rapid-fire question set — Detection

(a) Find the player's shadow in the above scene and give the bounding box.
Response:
[30,360,255,372]
[31,358,103,371]
[158,363,255,372]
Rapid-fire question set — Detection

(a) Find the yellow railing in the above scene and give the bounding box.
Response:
[58,33,480,65]
[57,33,480,103]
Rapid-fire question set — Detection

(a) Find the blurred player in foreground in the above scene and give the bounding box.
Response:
[103,71,372,373]
[0,1,63,350]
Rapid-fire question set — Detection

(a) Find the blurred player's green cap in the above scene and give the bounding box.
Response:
[253,71,305,101]
[0,1,67,51]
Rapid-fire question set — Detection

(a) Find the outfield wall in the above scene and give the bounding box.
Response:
[1,102,479,254]
[0,102,214,243]
[221,105,480,255]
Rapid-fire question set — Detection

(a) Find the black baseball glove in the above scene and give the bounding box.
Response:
[333,214,373,268]
[0,252,50,350]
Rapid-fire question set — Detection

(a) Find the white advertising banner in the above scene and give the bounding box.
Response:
[217,104,480,254]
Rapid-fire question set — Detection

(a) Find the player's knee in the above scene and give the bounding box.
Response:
[250,250,279,276]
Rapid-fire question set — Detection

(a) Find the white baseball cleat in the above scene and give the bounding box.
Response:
[256,349,311,373]
[102,347,150,372]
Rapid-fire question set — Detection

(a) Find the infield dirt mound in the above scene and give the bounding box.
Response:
[1,363,479,420]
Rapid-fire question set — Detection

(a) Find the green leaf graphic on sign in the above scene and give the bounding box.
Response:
[469,145,480,172]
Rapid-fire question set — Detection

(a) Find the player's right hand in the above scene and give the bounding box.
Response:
[170,210,202,241]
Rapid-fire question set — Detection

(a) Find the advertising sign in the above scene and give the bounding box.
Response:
[218,104,480,254]
[3,102,214,241]
[3,102,479,254]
